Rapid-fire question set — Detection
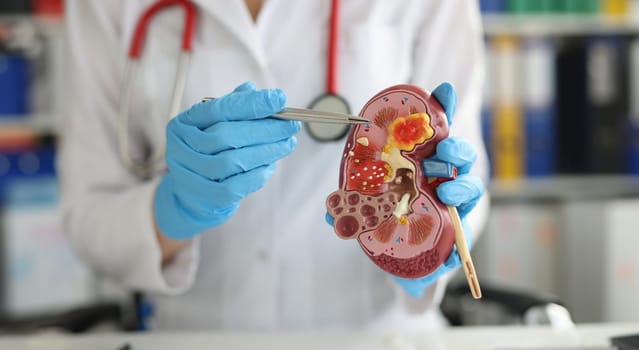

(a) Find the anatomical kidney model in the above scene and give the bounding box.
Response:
[326,85,480,294]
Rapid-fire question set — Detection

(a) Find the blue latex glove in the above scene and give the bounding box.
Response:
[154,82,301,239]
[391,82,484,297]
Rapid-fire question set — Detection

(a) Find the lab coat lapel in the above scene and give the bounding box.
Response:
[191,0,267,68]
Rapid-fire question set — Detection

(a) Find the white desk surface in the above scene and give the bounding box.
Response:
[0,323,637,350]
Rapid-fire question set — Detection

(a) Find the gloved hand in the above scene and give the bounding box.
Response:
[154,82,301,239]
[391,82,484,297]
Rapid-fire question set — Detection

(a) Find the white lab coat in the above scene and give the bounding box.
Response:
[60,0,489,331]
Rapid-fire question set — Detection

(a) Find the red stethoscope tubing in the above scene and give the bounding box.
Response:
[128,0,198,59]
[327,0,340,95]
[127,0,340,92]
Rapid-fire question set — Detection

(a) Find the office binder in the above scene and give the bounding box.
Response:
[627,38,639,174]
[490,36,525,179]
[557,36,628,175]
[584,36,629,174]
[556,38,589,174]
[603,0,630,16]
[523,37,557,176]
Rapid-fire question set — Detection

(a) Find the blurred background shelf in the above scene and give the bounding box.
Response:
[490,175,639,201]
[0,115,59,135]
[475,0,639,324]
[0,14,62,25]
[483,14,639,36]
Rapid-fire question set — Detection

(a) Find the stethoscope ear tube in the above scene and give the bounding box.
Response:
[118,0,197,178]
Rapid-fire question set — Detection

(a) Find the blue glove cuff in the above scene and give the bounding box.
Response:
[154,175,239,239]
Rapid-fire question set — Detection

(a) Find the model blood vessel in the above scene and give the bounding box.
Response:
[326,85,455,279]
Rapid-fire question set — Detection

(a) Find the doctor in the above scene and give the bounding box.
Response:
[59,0,489,330]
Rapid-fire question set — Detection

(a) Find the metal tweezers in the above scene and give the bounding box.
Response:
[201,97,369,124]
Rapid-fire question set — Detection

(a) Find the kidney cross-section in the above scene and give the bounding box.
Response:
[325,85,455,279]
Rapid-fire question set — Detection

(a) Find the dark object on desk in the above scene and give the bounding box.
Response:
[0,303,123,334]
[116,343,132,350]
[611,334,639,350]
[0,292,146,334]
[0,281,149,334]
[442,281,571,326]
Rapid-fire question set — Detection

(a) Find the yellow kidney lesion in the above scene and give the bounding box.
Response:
[379,112,433,184]
[387,113,434,152]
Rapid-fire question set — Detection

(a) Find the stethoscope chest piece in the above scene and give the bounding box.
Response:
[306,93,352,142]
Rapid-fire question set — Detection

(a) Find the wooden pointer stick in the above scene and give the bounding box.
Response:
[421,159,481,298]
[447,205,482,299]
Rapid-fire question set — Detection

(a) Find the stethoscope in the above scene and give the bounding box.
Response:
[119,0,350,178]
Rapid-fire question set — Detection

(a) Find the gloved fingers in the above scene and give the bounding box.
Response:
[232,81,257,93]
[164,162,238,219]
[174,191,240,224]
[456,194,482,221]
[431,82,457,126]
[201,119,301,154]
[443,248,461,269]
[166,160,228,208]
[168,161,278,211]
[325,212,335,226]
[169,116,300,155]
[154,176,241,239]
[181,86,287,129]
[175,137,297,181]
[391,275,432,298]
[436,173,484,219]
[211,163,278,204]
[433,137,477,174]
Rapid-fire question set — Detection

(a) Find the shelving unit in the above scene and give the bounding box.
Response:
[0,115,58,135]
[476,9,639,323]
[483,14,639,36]
[0,14,63,30]
[481,13,639,183]
[0,14,64,137]
[489,175,639,201]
